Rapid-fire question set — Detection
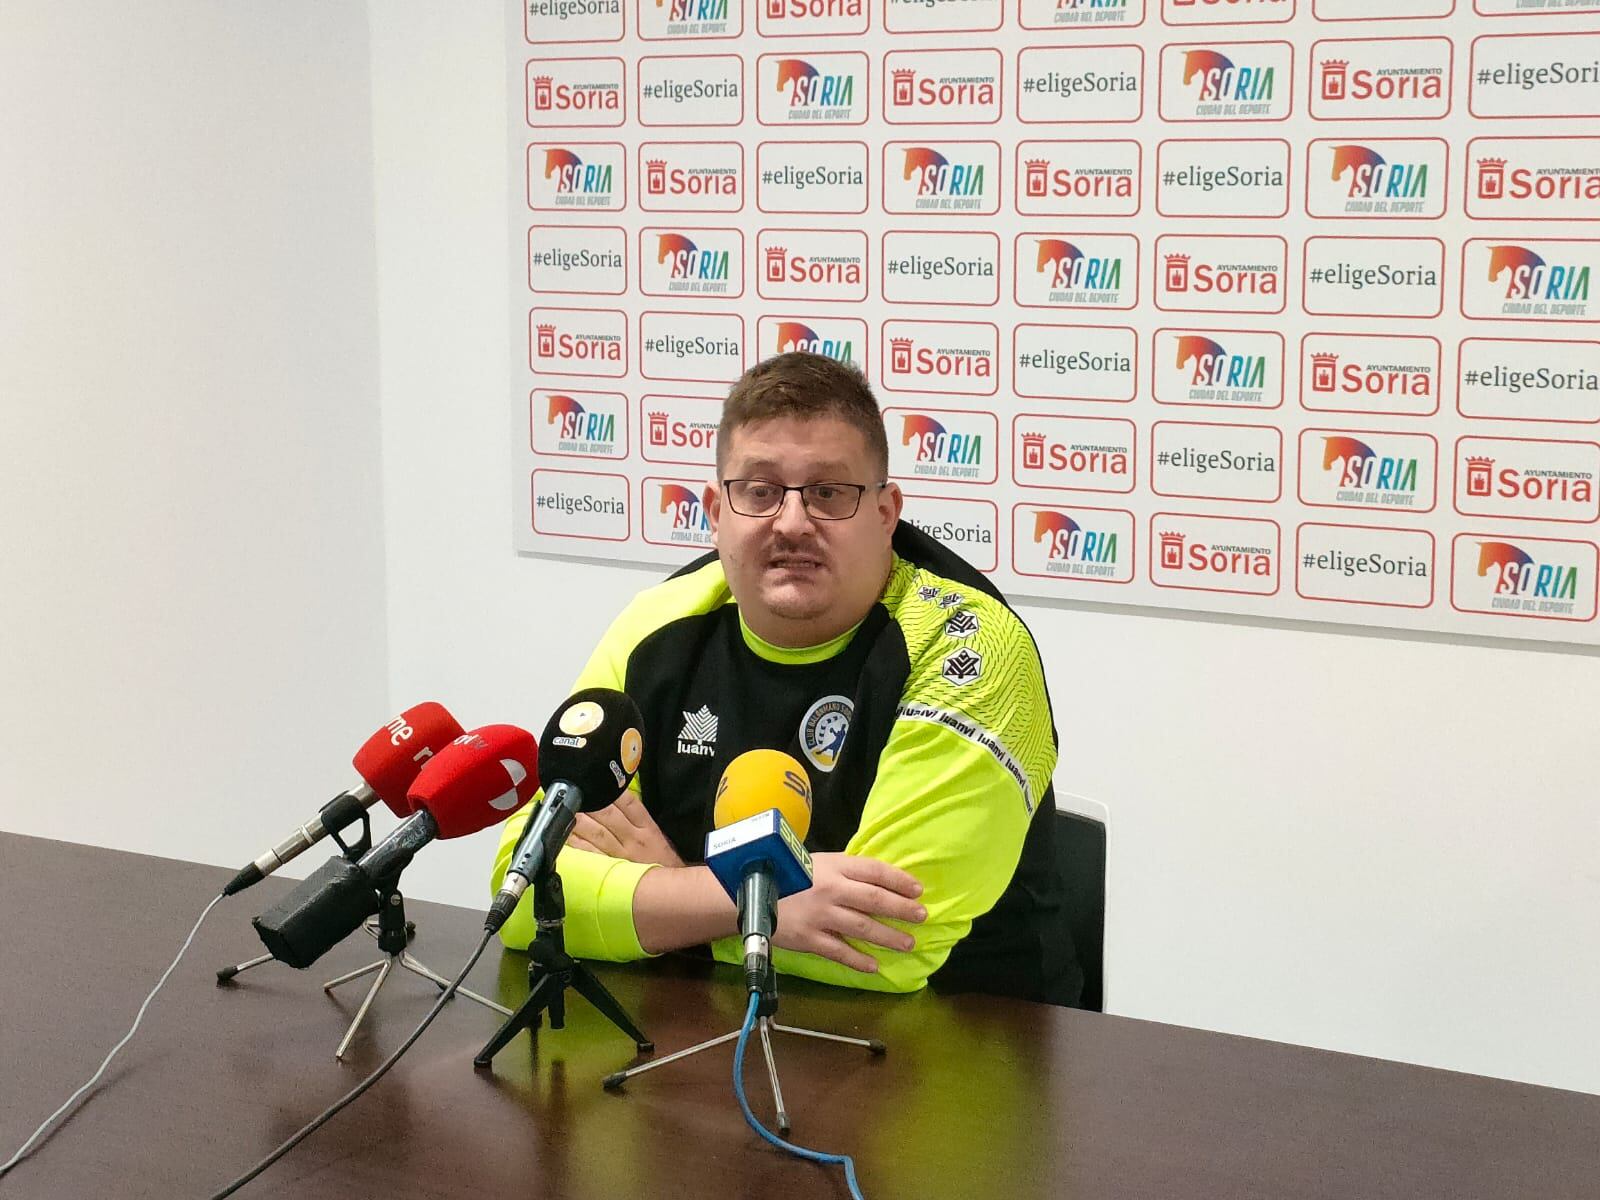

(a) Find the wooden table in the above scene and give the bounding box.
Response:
[2,832,1595,1198]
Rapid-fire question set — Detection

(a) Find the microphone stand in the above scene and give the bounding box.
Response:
[214,810,377,985]
[319,874,513,1062]
[600,958,885,1135]
[473,866,652,1069]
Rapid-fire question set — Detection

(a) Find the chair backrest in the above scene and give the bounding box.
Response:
[1054,802,1107,1013]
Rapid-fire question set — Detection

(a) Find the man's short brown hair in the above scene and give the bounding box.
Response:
[717,352,889,478]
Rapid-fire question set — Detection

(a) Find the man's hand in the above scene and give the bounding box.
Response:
[773,853,927,975]
[568,791,686,868]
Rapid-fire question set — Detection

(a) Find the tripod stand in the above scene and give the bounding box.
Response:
[600,960,885,1134]
[321,881,512,1061]
[215,808,378,986]
[473,868,651,1069]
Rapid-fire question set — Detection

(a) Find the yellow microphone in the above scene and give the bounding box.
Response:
[705,750,815,996]
[713,748,813,839]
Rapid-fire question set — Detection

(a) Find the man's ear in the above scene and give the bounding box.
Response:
[704,480,722,545]
[879,481,903,533]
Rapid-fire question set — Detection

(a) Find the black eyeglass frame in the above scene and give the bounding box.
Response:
[720,479,890,521]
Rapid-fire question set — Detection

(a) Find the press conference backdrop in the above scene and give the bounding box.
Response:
[510,0,1600,646]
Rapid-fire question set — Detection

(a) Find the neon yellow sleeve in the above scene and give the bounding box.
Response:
[489,566,728,960]
[710,596,1057,992]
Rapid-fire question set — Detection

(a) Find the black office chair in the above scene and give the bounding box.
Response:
[1055,808,1106,1013]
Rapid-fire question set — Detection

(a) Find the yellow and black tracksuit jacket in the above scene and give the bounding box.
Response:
[492,523,1082,1006]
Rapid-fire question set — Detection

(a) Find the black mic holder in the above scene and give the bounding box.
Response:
[473,866,653,1070]
[215,809,377,984]
[219,839,513,1061]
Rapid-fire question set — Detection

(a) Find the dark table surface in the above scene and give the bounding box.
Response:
[2,831,1596,1199]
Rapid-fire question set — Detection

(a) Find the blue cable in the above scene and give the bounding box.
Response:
[732,992,867,1200]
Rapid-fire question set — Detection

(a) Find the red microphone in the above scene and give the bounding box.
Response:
[353,701,464,817]
[223,702,466,896]
[356,725,540,880]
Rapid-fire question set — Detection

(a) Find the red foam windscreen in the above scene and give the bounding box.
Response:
[352,702,466,816]
[407,724,540,839]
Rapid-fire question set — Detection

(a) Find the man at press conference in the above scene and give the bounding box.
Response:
[491,351,1082,1007]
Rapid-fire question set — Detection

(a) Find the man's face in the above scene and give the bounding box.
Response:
[705,415,902,645]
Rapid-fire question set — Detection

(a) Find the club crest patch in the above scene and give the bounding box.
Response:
[799,695,853,773]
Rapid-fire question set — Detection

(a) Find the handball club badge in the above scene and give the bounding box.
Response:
[800,695,853,773]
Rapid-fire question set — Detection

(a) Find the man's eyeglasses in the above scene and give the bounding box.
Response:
[722,479,887,521]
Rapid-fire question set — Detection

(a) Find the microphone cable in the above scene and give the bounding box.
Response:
[731,992,867,1200]
[206,926,496,1199]
[0,891,228,1179]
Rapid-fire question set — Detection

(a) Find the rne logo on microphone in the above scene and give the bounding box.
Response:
[528,144,625,210]
[530,308,628,377]
[1310,38,1452,121]
[883,49,1003,124]
[886,408,997,484]
[757,53,869,124]
[1466,138,1600,222]
[1453,437,1600,524]
[1450,534,1596,622]
[534,389,627,458]
[1159,41,1293,121]
[1020,0,1144,30]
[1306,139,1447,219]
[756,229,868,301]
[1149,513,1279,595]
[527,59,626,126]
[1298,430,1437,512]
[1013,505,1135,583]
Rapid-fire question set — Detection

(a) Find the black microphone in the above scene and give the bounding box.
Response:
[486,688,644,933]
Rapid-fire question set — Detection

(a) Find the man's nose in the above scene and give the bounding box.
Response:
[771,488,815,536]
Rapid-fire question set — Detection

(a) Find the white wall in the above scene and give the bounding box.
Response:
[0,5,390,865]
[370,2,1600,1095]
